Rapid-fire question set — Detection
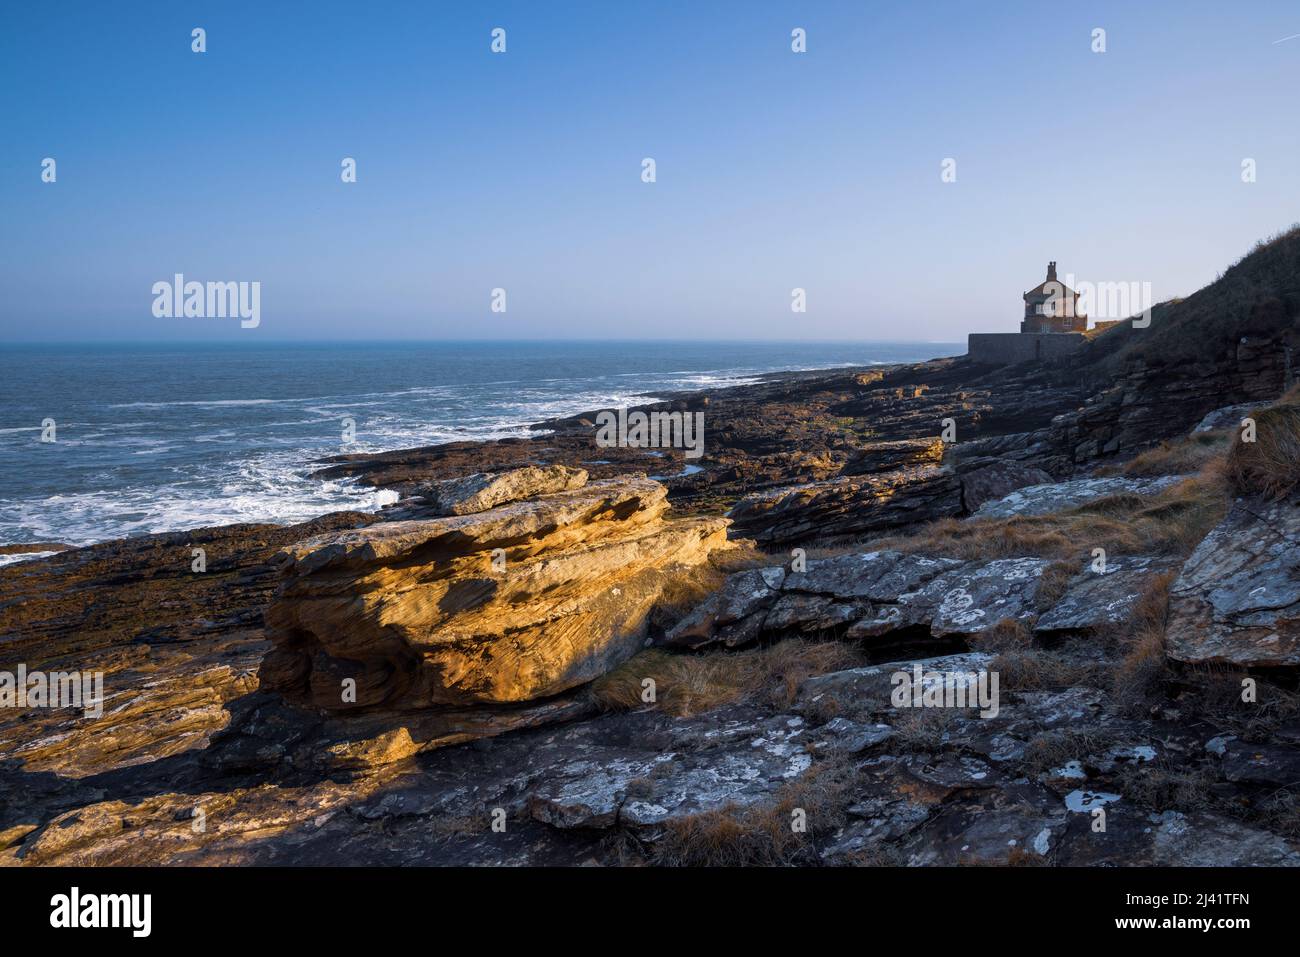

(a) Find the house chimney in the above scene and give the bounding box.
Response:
[1046,261,1057,282]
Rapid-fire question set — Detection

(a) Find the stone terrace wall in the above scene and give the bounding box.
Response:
[968,332,1085,365]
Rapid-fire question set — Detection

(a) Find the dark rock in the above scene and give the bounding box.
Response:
[727,465,963,546]
[1035,556,1177,633]
[661,567,785,649]
[958,461,1054,512]
[1166,491,1300,666]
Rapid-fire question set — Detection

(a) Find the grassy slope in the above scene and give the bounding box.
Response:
[1076,224,1300,378]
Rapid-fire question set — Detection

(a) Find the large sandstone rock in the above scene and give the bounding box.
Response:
[1165,492,1300,667]
[726,465,962,545]
[264,477,731,709]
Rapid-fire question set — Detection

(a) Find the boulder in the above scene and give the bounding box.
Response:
[1165,492,1300,667]
[958,461,1054,512]
[264,476,731,709]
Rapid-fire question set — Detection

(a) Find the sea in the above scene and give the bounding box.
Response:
[0,340,962,556]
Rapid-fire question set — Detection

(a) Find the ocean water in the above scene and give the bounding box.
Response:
[0,341,961,549]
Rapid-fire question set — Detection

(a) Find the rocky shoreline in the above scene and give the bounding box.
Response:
[4,300,1300,865]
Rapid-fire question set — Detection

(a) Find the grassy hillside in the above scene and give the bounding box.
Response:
[1077,224,1300,376]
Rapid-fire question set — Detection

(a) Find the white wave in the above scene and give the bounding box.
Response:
[0,551,61,567]
[109,398,286,409]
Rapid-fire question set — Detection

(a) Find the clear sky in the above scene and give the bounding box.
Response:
[2,0,1298,342]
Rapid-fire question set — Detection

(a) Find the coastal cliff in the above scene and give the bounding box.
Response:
[4,228,1300,866]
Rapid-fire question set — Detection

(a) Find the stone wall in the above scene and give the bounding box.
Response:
[967,332,1085,365]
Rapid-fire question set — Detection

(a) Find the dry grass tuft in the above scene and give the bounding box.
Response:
[1256,791,1300,841]
[1115,758,1216,813]
[1022,728,1111,774]
[1005,846,1050,866]
[968,616,1036,653]
[1226,400,1300,499]
[1108,569,1177,713]
[1174,666,1300,740]
[843,843,908,867]
[1034,560,1078,611]
[861,471,1228,563]
[649,760,857,866]
[1118,432,1230,478]
[891,707,956,751]
[990,647,1105,692]
[590,639,865,718]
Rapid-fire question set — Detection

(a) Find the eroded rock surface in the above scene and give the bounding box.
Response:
[727,466,963,545]
[264,476,731,710]
[1165,492,1300,667]
[6,338,1300,867]
[973,475,1185,519]
[664,552,1052,648]
[394,465,588,518]
[1035,557,1176,633]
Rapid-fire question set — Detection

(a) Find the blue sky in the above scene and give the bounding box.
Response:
[1,0,1298,342]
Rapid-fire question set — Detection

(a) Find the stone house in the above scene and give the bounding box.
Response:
[1021,262,1086,334]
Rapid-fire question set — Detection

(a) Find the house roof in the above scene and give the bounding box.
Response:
[1024,279,1079,299]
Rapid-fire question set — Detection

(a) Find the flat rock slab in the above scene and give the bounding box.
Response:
[1166,492,1300,666]
[973,475,1185,519]
[528,710,815,829]
[784,550,963,601]
[664,551,1064,649]
[1193,403,1257,433]
[797,652,996,716]
[417,465,589,516]
[884,556,1050,637]
[1035,556,1176,632]
[1210,736,1300,787]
